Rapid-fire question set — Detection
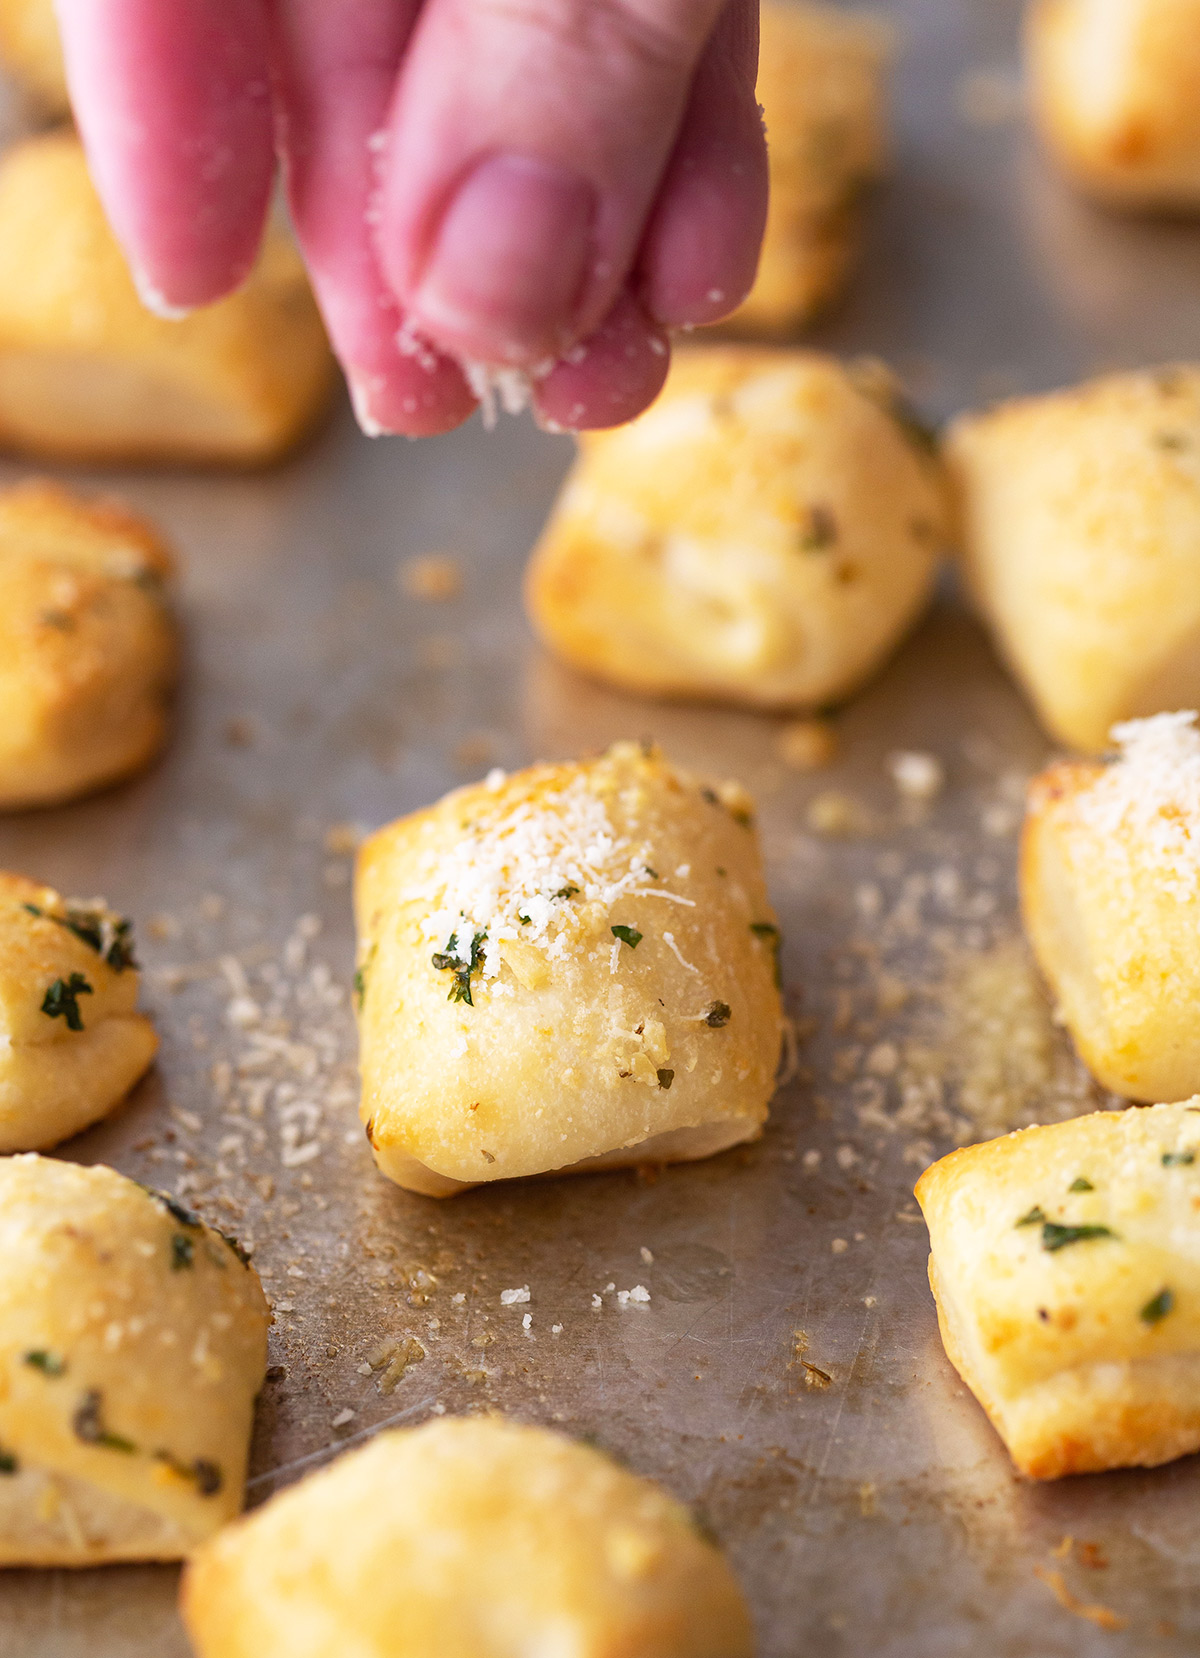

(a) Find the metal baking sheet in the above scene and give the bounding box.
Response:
[3,0,1200,1652]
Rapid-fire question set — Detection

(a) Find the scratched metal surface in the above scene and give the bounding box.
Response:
[3,0,1200,1653]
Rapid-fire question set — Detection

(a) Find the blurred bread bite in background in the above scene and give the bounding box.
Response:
[0,0,67,116]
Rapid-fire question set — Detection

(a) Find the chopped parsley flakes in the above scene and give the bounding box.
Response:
[431,930,487,1005]
[23,1350,65,1376]
[1016,1206,1046,1227]
[1068,1177,1094,1192]
[41,973,93,1031]
[22,902,138,971]
[703,1001,732,1027]
[73,1390,135,1453]
[1141,1288,1174,1325]
[154,1450,222,1496]
[611,925,642,949]
[1162,1150,1196,1167]
[171,1233,194,1271]
[0,1449,16,1475]
[1041,1222,1118,1252]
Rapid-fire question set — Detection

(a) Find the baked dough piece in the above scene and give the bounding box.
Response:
[0,0,67,113]
[0,1155,268,1563]
[1027,0,1200,209]
[1021,711,1200,1102]
[0,132,335,467]
[525,348,946,711]
[355,741,782,1196]
[728,1,889,335]
[947,365,1200,752]
[182,1416,753,1658]
[917,1100,1200,1479]
[0,479,177,808]
[0,872,157,1149]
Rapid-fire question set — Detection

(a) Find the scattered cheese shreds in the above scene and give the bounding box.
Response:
[500,1286,530,1306]
[1076,711,1200,901]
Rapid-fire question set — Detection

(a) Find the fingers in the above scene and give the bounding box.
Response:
[371,0,728,370]
[269,0,476,437]
[534,287,669,432]
[636,0,767,328]
[56,0,275,310]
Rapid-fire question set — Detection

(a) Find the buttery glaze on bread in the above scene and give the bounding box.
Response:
[182,1416,754,1658]
[0,1156,268,1563]
[0,872,156,1150]
[1027,0,1200,208]
[1022,711,1200,1102]
[355,742,782,1196]
[0,479,177,809]
[0,132,335,467]
[526,348,946,712]
[917,1101,1200,1479]
[946,364,1200,752]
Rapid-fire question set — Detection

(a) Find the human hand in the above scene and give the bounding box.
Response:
[54,0,767,437]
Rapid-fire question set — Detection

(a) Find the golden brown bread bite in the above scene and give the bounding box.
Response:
[1021,712,1200,1102]
[0,872,157,1150]
[0,479,177,808]
[0,132,335,467]
[917,1100,1200,1479]
[355,741,782,1197]
[0,0,68,114]
[0,1155,268,1563]
[182,1416,754,1658]
[525,348,946,712]
[946,364,1200,752]
[1027,0,1200,209]
[728,1,889,334]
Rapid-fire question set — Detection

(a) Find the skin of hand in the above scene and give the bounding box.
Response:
[54,0,767,438]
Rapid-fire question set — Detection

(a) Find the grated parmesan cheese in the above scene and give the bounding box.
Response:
[1075,712,1200,901]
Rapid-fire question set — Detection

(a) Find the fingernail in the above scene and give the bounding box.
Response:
[347,371,389,438]
[411,153,595,365]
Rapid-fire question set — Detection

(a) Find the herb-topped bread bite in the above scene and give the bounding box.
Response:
[0,1156,268,1564]
[0,478,177,809]
[1027,0,1200,209]
[728,1,889,336]
[0,873,156,1150]
[1022,711,1200,1102]
[355,742,783,1196]
[525,348,946,712]
[0,0,67,114]
[917,1101,1200,1479]
[946,365,1200,753]
[182,1415,753,1658]
[0,131,334,467]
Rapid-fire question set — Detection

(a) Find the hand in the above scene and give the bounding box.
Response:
[55,0,767,437]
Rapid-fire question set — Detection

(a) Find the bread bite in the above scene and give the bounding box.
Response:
[0,872,157,1150]
[0,0,68,114]
[0,1155,268,1563]
[182,1415,753,1658]
[917,1100,1200,1479]
[1022,711,1200,1102]
[0,479,177,808]
[728,1,889,335]
[947,365,1200,752]
[1027,0,1200,209]
[355,742,782,1197]
[0,132,334,466]
[525,348,946,712]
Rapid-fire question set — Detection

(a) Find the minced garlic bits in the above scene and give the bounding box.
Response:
[0,132,334,467]
[0,479,177,809]
[526,347,947,713]
[0,873,157,1151]
[182,1416,753,1658]
[0,1156,268,1563]
[947,365,1200,753]
[729,1,890,335]
[355,742,783,1196]
[1027,0,1200,208]
[917,1101,1200,1479]
[1022,712,1200,1102]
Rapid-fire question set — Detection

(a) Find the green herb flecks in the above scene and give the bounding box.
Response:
[171,1233,194,1271]
[140,1186,202,1229]
[611,924,642,949]
[154,1450,222,1496]
[1163,1150,1196,1167]
[215,1226,252,1268]
[750,920,782,987]
[703,1001,732,1027]
[73,1390,136,1453]
[24,1350,66,1377]
[1015,1206,1046,1228]
[1041,1222,1118,1253]
[799,504,838,552]
[1069,1177,1094,1193]
[431,930,487,1006]
[1141,1288,1174,1325]
[353,942,377,1013]
[22,903,138,971]
[657,1069,675,1090]
[553,885,580,900]
[0,1448,17,1475]
[41,973,93,1032]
